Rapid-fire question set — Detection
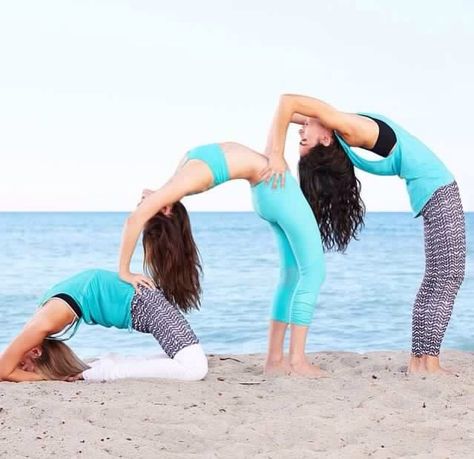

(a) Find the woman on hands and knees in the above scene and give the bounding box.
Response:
[0,203,207,383]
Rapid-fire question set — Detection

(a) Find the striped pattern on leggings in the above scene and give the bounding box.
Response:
[131,287,199,358]
[412,181,466,357]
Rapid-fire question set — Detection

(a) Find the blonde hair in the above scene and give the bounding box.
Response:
[36,340,90,380]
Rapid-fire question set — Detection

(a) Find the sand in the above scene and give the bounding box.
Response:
[1,350,473,458]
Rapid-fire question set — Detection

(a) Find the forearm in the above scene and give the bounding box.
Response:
[266,95,295,158]
[282,94,339,124]
[118,215,144,276]
[119,172,200,277]
[0,323,51,381]
[2,368,45,382]
[290,113,307,125]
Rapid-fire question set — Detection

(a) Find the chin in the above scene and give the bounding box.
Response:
[299,146,310,157]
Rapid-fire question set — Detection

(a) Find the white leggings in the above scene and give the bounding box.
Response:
[83,344,208,382]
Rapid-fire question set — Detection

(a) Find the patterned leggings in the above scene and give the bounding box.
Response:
[412,181,466,357]
[131,287,199,358]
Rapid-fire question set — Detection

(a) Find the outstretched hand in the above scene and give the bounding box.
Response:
[260,155,288,188]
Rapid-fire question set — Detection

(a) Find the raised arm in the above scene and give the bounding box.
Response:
[265,94,354,157]
[290,113,308,125]
[262,94,375,186]
[119,160,213,289]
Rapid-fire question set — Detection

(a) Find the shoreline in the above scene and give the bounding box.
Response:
[1,350,473,458]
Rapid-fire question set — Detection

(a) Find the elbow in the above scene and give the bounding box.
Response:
[278,94,298,118]
[280,93,295,108]
[280,93,299,100]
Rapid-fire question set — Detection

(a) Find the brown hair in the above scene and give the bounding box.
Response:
[298,137,365,252]
[36,340,90,380]
[142,201,202,312]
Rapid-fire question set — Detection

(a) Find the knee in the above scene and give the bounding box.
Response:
[189,354,208,381]
[280,265,299,287]
[176,344,208,381]
[301,261,326,287]
[432,263,465,292]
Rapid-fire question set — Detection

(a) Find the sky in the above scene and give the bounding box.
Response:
[0,0,473,212]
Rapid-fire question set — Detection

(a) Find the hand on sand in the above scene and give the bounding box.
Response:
[65,373,84,382]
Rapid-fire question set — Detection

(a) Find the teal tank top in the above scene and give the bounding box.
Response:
[335,113,454,216]
[39,269,135,340]
[186,143,230,187]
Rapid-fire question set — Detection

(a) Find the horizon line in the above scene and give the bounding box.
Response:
[1,210,473,214]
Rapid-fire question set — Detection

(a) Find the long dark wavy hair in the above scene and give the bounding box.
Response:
[142,202,202,312]
[298,136,365,252]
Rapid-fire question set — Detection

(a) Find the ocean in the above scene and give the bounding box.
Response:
[0,212,472,358]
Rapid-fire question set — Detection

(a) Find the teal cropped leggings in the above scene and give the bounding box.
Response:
[251,174,325,326]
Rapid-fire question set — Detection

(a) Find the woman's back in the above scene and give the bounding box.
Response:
[39,269,135,332]
[213,142,269,184]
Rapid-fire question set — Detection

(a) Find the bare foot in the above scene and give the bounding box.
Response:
[424,356,456,375]
[289,361,329,378]
[264,359,291,376]
[408,355,425,374]
[408,355,456,376]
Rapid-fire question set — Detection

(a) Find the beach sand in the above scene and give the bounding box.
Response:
[1,350,473,458]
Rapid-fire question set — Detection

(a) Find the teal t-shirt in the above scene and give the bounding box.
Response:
[39,269,135,340]
[335,113,454,216]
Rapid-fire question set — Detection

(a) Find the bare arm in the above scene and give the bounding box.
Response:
[265,94,355,158]
[262,94,379,186]
[269,94,381,155]
[0,300,76,382]
[290,113,308,125]
[119,161,213,287]
[1,368,45,382]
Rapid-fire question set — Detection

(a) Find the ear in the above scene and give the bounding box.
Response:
[321,135,332,147]
[31,346,43,359]
[162,205,173,216]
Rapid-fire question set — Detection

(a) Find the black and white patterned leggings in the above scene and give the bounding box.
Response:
[412,181,466,357]
[82,288,206,381]
[131,287,199,358]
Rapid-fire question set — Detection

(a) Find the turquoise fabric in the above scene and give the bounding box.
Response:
[335,113,454,216]
[39,269,135,340]
[252,173,325,326]
[186,143,230,187]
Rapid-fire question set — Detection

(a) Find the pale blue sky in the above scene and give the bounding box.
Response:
[0,0,473,211]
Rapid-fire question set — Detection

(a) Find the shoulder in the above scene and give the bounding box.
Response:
[336,113,381,148]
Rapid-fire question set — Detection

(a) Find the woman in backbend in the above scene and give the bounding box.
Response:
[119,142,326,378]
[261,93,465,374]
[0,203,208,382]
